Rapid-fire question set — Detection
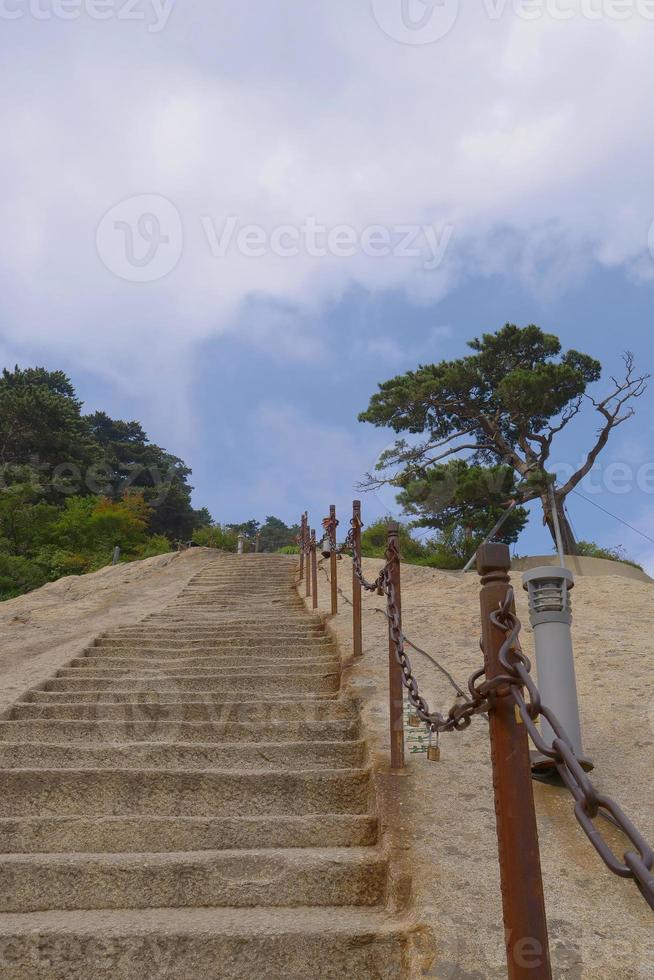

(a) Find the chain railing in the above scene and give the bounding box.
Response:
[297,501,652,979]
[490,588,654,912]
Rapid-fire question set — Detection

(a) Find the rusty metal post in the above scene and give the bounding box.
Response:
[329,505,338,616]
[311,529,318,610]
[477,544,552,980]
[299,513,305,580]
[387,522,405,770]
[305,522,311,599]
[352,500,363,658]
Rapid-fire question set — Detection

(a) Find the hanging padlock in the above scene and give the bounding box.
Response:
[407,711,422,728]
[426,729,441,762]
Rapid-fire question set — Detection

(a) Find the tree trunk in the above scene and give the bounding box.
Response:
[540,493,578,557]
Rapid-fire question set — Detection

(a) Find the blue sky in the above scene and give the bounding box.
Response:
[1,2,654,566]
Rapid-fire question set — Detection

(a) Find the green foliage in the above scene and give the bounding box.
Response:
[0,367,96,485]
[574,540,642,570]
[277,544,300,554]
[86,411,209,540]
[360,519,430,562]
[0,553,49,599]
[358,324,645,554]
[0,364,214,599]
[258,516,299,553]
[136,534,173,560]
[226,517,300,553]
[359,325,600,452]
[395,460,528,549]
[192,525,239,552]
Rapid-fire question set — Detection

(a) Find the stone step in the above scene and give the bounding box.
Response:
[56,661,338,678]
[40,672,340,694]
[0,847,387,913]
[92,636,332,649]
[82,649,333,663]
[106,623,318,637]
[0,814,378,853]
[101,635,323,647]
[0,907,410,979]
[70,655,339,670]
[8,698,354,722]
[0,719,360,744]
[0,740,367,771]
[108,617,322,627]
[96,626,327,639]
[0,768,371,817]
[23,692,338,706]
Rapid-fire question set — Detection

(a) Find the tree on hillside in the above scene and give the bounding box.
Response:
[359,325,649,554]
[258,516,299,553]
[227,519,260,541]
[224,517,300,553]
[0,367,96,484]
[395,460,528,546]
[86,411,209,540]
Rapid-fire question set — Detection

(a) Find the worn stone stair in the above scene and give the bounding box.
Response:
[0,554,414,978]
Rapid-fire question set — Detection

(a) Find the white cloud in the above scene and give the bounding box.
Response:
[2,2,654,394]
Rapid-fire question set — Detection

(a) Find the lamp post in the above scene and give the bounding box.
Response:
[522,565,592,773]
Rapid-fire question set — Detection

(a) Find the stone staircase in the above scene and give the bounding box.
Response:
[0,554,414,978]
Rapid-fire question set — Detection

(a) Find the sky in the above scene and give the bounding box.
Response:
[2,1,654,566]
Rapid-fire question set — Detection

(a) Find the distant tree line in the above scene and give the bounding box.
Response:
[193,516,300,554]
[0,366,212,599]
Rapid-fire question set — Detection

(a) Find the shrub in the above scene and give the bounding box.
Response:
[0,554,49,599]
[137,535,172,559]
[574,540,642,570]
[192,525,239,552]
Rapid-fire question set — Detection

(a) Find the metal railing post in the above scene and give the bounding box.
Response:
[329,504,338,616]
[305,522,311,599]
[477,543,552,980]
[299,513,306,580]
[352,500,363,658]
[311,529,318,610]
[387,522,405,770]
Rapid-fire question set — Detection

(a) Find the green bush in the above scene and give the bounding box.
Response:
[360,519,430,562]
[0,553,49,599]
[136,535,172,559]
[575,540,642,570]
[277,544,300,554]
[192,525,239,552]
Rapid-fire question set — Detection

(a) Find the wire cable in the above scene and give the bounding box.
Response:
[570,488,654,546]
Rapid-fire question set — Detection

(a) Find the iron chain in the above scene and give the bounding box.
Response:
[312,507,653,911]
[490,588,654,912]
